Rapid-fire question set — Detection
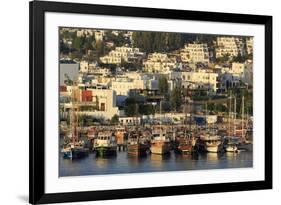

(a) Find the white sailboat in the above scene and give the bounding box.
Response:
[225,95,244,152]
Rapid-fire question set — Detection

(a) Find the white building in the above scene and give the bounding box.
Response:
[180,43,209,63]
[181,70,218,92]
[79,61,89,73]
[119,116,141,125]
[111,78,134,96]
[219,62,253,90]
[231,62,245,75]
[76,29,94,37]
[94,30,104,42]
[143,52,177,73]
[85,88,119,119]
[100,46,144,64]
[246,37,253,55]
[216,37,245,58]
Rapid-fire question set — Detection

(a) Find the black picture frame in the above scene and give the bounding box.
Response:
[29,0,272,204]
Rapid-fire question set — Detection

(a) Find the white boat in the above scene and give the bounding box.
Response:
[225,144,238,152]
[224,136,240,152]
[150,130,170,155]
[94,131,117,156]
[199,135,224,153]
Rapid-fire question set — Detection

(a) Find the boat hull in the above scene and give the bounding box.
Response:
[127,144,148,156]
[95,146,117,157]
[150,144,170,155]
[206,144,223,153]
[177,144,193,154]
[62,148,89,159]
[225,145,238,152]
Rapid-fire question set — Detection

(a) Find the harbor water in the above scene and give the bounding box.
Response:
[59,149,253,177]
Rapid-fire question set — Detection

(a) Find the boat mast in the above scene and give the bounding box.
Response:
[205,102,208,131]
[71,84,75,145]
[242,95,245,141]
[72,78,79,145]
[228,94,231,136]
[160,100,162,132]
[233,97,236,136]
[189,99,192,139]
[185,97,187,138]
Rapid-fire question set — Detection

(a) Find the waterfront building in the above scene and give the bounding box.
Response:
[119,116,141,125]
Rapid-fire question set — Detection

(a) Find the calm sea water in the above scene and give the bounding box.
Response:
[59,150,253,177]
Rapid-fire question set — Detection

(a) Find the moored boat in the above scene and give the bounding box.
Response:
[127,132,149,156]
[62,142,89,159]
[176,134,197,154]
[198,134,224,153]
[150,130,170,155]
[94,131,117,157]
[115,126,128,151]
[224,136,240,152]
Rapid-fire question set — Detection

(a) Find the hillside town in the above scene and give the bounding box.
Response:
[59,27,253,163]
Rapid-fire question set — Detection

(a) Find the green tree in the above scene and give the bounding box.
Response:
[158,76,168,95]
[124,97,138,117]
[171,86,182,111]
[132,31,184,53]
[93,41,105,57]
[72,36,84,50]
[216,53,230,63]
[110,114,119,124]
[139,104,155,115]
[232,53,247,63]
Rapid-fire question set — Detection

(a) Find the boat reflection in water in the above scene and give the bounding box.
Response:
[175,152,199,161]
[150,153,171,168]
[205,152,221,161]
[94,154,117,168]
[127,155,147,168]
[225,151,238,160]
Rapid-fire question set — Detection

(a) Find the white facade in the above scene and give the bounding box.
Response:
[100,46,143,64]
[180,43,209,63]
[231,62,245,76]
[181,70,218,92]
[246,37,254,55]
[86,88,119,119]
[76,29,94,37]
[216,37,245,58]
[119,117,141,125]
[79,61,89,73]
[143,52,177,73]
[111,78,134,96]
[94,31,104,42]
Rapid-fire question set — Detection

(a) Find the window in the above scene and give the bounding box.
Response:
[100,103,105,111]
